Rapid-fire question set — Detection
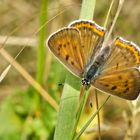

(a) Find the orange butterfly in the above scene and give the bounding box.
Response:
[47,20,140,100]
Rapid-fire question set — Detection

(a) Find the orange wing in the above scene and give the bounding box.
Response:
[94,68,140,100]
[69,20,106,65]
[47,20,106,78]
[93,37,140,100]
[47,27,84,77]
[101,37,140,74]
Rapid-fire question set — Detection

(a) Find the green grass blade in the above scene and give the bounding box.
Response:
[71,86,90,138]
[36,0,47,84]
[54,0,96,139]
[80,0,96,19]
[54,73,81,140]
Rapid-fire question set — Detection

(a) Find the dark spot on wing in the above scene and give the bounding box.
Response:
[118,75,122,80]
[124,83,128,87]
[71,61,74,65]
[73,46,76,49]
[125,80,128,83]
[89,22,92,26]
[116,63,119,69]
[105,84,109,87]
[111,85,117,90]
[123,55,129,62]
[63,44,66,48]
[58,44,62,51]
[126,87,129,91]
[65,55,69,61]
[123,87,129,93]
[123,90,127,93]
[58,44,62,48]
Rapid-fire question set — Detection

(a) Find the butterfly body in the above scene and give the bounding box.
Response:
[83,46,111,85]
[47,20,140,100]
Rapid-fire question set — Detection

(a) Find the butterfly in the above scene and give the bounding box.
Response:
[47,20,140,100]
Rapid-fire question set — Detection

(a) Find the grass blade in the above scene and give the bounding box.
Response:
[80,0,96,19]
[103,0,125,47]
[54,73,81,140]
[0,65,11,82]
[53,0,96,139]
[74,96,110,140]
[72,86,90,138]
[0,48,58,110]
[36,0,48,84]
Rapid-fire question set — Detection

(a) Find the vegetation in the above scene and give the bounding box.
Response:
[0,0,140,140]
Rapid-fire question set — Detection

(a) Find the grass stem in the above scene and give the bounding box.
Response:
[36,0,48,84]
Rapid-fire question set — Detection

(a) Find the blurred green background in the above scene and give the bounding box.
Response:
[0,0,140,140]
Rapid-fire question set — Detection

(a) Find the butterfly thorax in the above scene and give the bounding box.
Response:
[82,46,111,86]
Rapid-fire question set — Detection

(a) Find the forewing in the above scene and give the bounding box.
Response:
[101,37,140,74]
[47,27,84,77]
[93,37,140,100]
[69,20,106,64]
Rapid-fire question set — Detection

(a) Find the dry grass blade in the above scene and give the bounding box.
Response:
[104,0,115,28]
[0,36,37,47]
[0,7,71,111]
[103,0,125,47]
[95,89,101,140]
[0,48,58,111]
[124,97,140,140]
[0,65,11,83]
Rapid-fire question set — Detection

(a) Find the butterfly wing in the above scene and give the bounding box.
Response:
[47,27,85,77]
[94,68,140,100]
[47,20,106,78]
[101,37,140,73]
[69,20,106,64]
[93,37,140,100]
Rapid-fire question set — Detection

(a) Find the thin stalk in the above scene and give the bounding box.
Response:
[0,48,58,110]
[103,0,125,48]
[104,0,115,28]
[72,85,89,138]
[95,90,101,140]
[74,96,111,140]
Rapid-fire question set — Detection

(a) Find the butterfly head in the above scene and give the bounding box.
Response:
[82,78,90,86]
